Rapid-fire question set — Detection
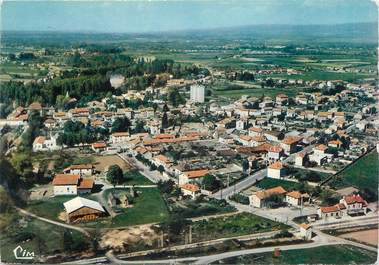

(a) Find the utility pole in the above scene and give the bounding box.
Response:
[189,225,192,244]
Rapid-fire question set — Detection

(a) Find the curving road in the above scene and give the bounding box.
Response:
[16,207,91,237]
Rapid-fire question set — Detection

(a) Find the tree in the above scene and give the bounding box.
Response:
[106,165,124,186]
[157,165,165,174]
[319,189,339,206]
[265,194,285,208]
[133,120,146,133]
[161,112,169,129]
[160,214,191,237]
[150,163,157,171]
[202,175,221,191]
[157,179,175,194]
[63,230,74,252]
[163,103,170,112]
[111,117,131,133]
[242,159,249,173]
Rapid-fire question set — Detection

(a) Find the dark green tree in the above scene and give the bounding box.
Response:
[106,165,124,186]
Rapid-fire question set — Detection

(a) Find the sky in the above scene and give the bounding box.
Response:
[1,0,377,33]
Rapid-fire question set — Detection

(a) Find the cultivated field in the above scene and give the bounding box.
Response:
[93,154,132,172]
[340,229,378,247]
[211,245,378,264]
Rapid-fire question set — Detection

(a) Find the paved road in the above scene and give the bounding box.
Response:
[212,169,266,199]
[212,144,315,199]
[16,207,91,237]
[228,200,317,228]
[118,152,169,183]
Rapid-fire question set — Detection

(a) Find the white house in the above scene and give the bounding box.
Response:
[32,135,60,152]
[52,174,80,195]
[248,127,263,137]
[63,164,95,176]
[52,174,94,195]
[299,223,312,240]
[318,203,347,220]
[179,169,209,185]
[267,161,285,179]
[267,146,284,161]
[339,194,368,215]
[249,186,287,208]
[236,119,248,130]
[110,132,130,144]
[295,152,307,166]
[286,191,309,207]
[180,183,200,199]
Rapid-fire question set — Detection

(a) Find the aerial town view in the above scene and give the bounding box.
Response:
[0,0,378,264]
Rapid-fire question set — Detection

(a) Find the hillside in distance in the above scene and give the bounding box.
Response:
[1,22,377,46]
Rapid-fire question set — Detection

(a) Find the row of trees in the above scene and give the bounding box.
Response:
[0,74,113,107]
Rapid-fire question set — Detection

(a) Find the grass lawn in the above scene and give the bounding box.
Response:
[99,188,169,227]
[26,194,97,222]
[212,245,377,264]
[329,151,378,196]
[123,170,153,185]
[255,177,302,191]
[192,212,289,242]
[0,213,89,263]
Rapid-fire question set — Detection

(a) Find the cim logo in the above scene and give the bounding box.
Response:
[13,245,34,260]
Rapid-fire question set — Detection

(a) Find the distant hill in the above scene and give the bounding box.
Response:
[1,22,377,45]
[173,22,378,43]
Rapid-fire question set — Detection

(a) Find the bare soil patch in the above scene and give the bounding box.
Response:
[93,155,131,172]
[100,224,159,252]
[340,229,378,247]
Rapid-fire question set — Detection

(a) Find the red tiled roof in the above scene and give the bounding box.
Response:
[34,136,46,144]
[52,174,80,185]
[286,191,302,199]
[282,136,302,145]
[254,186,286,199]
[78,178,94,189]
[183,169,209,179]
[268,161,284,170]
[343,195,367,206]
[92,142,107,149]
[320,205,339,213]
[315,144,328,151]
[181,183,200,192]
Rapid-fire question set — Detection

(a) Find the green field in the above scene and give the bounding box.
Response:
[100,188,169,227]
[123,170,153,185]
[27,196,75,221]
[212,245,377,264]
[329,151,378,199]
[212,86,303,99]
[192,212,289,242]
[255,177,302,191]
[0,214,89,263]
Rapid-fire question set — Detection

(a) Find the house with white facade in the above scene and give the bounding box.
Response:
[32,135,60,152]
[110,132,130,144]
[249,186,287,208]
[267,161,285,179]
[180,183,201,199]
[63,164,95,176]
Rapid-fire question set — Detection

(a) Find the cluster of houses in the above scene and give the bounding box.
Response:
[318,194,368,220]
[2,77,372,199]
[248,186,309,208]
[246,183,369,221]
